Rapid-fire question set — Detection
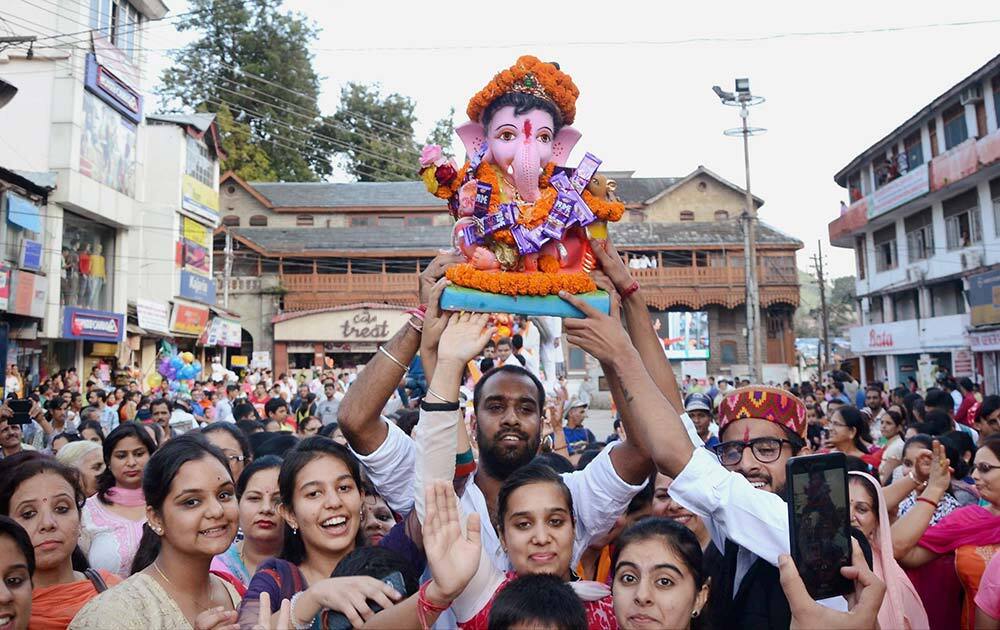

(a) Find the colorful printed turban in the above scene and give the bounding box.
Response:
[717,385,807,437]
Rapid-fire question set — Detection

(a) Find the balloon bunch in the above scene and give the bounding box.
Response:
[150,349,202,396]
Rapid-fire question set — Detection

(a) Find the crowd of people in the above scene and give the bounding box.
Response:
[0,244,998,629]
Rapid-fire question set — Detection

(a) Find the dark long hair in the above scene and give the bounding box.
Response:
[0,515,35,578]
[278,437,364,565]
[96,422,158,505]
[129,434,232,574]
[0,453,91,572]
[496,463,574,535]
[201,421,252,463]
[832,406,873,453]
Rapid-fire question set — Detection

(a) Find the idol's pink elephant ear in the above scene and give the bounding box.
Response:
[551,126,582,166]
[456,120,490,162]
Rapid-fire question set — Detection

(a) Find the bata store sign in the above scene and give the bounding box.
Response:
[850,320,919,354]
[273,307,410,343]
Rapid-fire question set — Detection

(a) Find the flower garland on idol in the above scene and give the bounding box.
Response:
[418,55,625,297]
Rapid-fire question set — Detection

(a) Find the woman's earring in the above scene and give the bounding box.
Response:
[691,610,701,619]
[292,526,298,535]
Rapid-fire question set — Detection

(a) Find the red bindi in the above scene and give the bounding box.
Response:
[742,426,750,442]
[522,119,532,143]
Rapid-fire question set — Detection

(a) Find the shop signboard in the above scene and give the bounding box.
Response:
[181,175,220,225]
[62,307,124,342]
[84,53,142,123]
[182,217,211,249]
[970,330,1000,352]
[273,307,409,343]
[79,91,137,197]
[868,164,929,219]
[202,317,241,348]
[953,349,974,377]
[0,263,9,311]
[10,270,46,318]
[178,270,216,305]
[19,239,42,272]
[968,269,1000,326]
[849,320,920,354]
[230,355,248,368]
[169,302,209,335]
[136,299,170,334]
[251,351,271,369]
[183,241,210,275]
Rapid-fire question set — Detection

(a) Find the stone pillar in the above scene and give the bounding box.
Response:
[313,343,325,368]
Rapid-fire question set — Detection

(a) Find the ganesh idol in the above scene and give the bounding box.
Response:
[419,55,624,316]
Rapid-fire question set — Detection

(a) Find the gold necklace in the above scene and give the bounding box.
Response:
[152,561,221,613]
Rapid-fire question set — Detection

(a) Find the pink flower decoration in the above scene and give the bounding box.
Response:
[419,144,444,168]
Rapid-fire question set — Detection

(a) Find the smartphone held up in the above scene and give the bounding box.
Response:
[785,452,853,600]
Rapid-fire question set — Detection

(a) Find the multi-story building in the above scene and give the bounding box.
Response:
[0,1,225,381]
[216,166,801,380]
[828,53,1000,389]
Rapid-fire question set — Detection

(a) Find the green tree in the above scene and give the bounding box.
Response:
[322,83,421,182]
[426,107,456,148]
[212,104,276,181]
[158,0,333,181]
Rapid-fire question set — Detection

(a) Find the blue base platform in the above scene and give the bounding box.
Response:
[440,286,610,318]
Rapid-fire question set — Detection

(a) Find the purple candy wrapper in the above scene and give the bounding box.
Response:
[483,203,515,234]
[462,223,483,246]
[474,182,492,217]
[571,152,602,193]
[510,224,540,254]
[550,172,597,227]
[541,193,575,240]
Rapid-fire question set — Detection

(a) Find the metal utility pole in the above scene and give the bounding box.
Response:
[714,79,766,382]
[222,230,233,367]
[812,240,831,373]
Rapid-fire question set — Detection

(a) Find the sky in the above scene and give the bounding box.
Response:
[141,0,1000,278]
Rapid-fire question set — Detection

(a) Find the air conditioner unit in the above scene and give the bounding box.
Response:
[960,85,984,105]
[961,251,983,270]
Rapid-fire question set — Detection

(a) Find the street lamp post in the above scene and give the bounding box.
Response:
[713,79,766,383]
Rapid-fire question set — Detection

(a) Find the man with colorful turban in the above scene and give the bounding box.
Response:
[560,289,850,629]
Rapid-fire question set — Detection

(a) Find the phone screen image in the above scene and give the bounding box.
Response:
[786,453,852,600]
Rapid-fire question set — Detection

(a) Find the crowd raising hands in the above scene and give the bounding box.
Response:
[0,240,999,629]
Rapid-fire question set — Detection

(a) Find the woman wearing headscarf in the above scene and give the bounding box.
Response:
[849,470,929,629]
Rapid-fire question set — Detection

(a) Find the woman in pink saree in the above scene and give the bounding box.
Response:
[849,471,930,629]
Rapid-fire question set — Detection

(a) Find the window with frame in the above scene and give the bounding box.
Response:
[679,210,694,221]
[222,215,240,227]
[873,225,898,272]
[185,137,214,187]
[869,296,884,324]
[568,346,587,371]
[249,215,268,227]
[714,210,729,221]
[847,172,863,201]
[943,105,969,150]
[855,235,867,280]
[943,189,982,249]
[930,279,966,317]
[892,289,920,321]
[349,216,371,227]
[296,215,314,227]
[991,177,1000,237]
[407,216,433,227]
[720,341,738,365]
[89,0,142,61]
[903,208,934,261]
[904,131,923,170]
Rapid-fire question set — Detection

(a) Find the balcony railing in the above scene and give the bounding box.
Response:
[280,272,421,310]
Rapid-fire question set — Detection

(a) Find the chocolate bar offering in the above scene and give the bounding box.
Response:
[510,224,540,255]
[550,172,597,227]
[541,193,576,240]
[462,223,484,247]
[571,152,602,193]
[474,182,492,217]
[482,203,515,234]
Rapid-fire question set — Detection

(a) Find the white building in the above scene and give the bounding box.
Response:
[828,53,1000,390]
[0,0,223,382]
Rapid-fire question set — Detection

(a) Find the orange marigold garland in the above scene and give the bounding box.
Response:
[467,56,580,126]
[446,264,596,296]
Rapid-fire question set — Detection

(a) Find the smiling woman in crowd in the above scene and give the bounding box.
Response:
[651,473,712,552]
[238,437,402,627]
[611,517,710,630]
[0,454,122,629]
[55,441,105,499]
[0,515,34,630]
[210,455,283,589]
[78,423,157,578]
[70,434,242,629]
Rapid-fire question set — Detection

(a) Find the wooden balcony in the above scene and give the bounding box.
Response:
[275,263,798,312]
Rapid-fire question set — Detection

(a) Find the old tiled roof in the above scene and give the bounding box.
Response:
[231,219,800,255]
[249,181,445,209]
[610,177,682,205]
[610,220,802,247]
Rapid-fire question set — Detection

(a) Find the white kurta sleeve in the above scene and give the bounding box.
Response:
[347,419,416,514]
